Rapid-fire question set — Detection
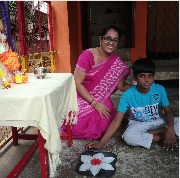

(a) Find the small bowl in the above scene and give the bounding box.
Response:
[34,67,47,79]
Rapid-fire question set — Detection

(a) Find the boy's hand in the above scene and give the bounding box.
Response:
[85,141,103,150]
[163,128,177,151]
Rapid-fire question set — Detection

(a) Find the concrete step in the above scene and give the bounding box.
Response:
[122,59,179,81]
[154,59,179,80]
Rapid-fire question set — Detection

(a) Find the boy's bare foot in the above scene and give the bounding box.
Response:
[152,134,164,143]
[147,127,166,135]
[147,127,166,143]
[148,128,179,151]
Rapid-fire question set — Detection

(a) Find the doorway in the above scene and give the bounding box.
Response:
[81,1,135,51]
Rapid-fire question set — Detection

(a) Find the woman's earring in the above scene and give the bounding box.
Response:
[99,37,102,46]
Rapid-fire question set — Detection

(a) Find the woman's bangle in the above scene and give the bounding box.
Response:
[90,98,95,105]
[90,98,97,107]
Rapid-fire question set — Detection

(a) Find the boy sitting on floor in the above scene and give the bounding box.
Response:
[86,58,179,150]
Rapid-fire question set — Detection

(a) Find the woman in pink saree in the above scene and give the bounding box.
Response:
[62,25,131,139]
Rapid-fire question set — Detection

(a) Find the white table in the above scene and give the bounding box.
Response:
[0,73,78,177]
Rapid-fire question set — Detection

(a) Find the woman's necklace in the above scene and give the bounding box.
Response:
[97,47,108,61]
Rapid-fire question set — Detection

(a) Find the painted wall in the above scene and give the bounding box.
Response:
[51,1,147,71]
[130,1,147,62]
[67,1,82,74]
[51,1,71,73]
[51,1,82,73]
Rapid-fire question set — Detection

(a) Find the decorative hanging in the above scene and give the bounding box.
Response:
[47,2,54,52]
[49,51,55,73]
[0,1,14,51]
[16,1,26,56]
[20,55,27,70]
[16,1,28,71]
[47,2,55,73]
[38,1,42,52]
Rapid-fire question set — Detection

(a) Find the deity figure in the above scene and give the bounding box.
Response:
[0,19,21,87]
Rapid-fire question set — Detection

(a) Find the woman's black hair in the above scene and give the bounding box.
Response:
[100,24,121,38]
[132,58,156,76]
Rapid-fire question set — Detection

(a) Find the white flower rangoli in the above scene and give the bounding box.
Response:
[79,153,115,176]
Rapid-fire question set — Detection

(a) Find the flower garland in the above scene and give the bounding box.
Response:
[0,49,20,71]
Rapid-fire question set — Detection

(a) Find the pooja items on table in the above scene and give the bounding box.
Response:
[10,69,28,84]
[34,66,47,79]
[0,31,28,88]
[0,67,11,88]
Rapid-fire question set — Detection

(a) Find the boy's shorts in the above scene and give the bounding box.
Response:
[122,117,179,148]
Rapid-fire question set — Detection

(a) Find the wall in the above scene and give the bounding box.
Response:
[51,1,82,73]
[129,1,147,62]
[67,1,82,73]
[51,1,71,73]
[51,1,148,71]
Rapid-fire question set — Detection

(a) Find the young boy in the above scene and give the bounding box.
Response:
[86,58,179,150]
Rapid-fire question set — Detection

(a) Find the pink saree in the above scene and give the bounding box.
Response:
[62,49,130,139]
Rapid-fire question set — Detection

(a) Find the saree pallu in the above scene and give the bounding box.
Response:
[63,51,130,139]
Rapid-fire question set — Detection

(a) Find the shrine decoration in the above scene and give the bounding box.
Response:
[10,69,28,84]
[0,1,14,51]
[0,66,11,88]
[0,10,28,87]
[47,1,55,73]
[16,1,28,70]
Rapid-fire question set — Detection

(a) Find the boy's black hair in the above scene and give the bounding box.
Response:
[132,58,156,76]
[100,24,121,39]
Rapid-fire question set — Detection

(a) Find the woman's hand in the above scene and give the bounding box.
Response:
[93,101,111,119]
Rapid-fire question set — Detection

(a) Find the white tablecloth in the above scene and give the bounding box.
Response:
[0,73,78,177]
